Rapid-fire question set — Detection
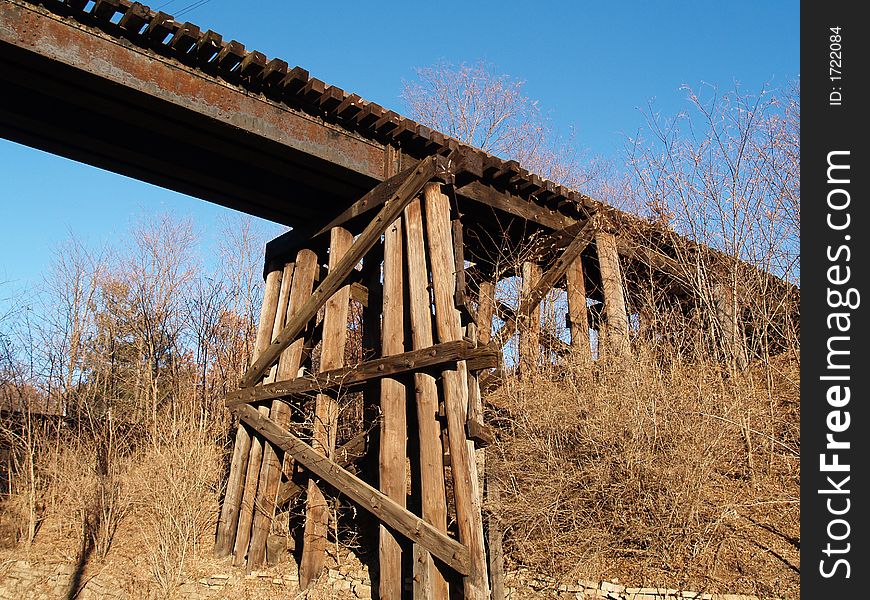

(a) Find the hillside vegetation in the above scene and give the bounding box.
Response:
[1,72,799,599]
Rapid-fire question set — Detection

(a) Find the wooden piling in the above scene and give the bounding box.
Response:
[424,183,491,600]
[247,250,318,569]
[299,227,353,589]
[518,261,542,377]
[233,262,296,567]
[485,453,505,600]
[214,265,283,558]
[595,229,631,359]
[404,197,450,600]
[476,280,496,346]
[379,216,407,600]
[566,257,592,359]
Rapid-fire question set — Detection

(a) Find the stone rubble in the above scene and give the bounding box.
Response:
[0,555,785,600]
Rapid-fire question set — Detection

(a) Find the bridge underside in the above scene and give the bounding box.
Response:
[0,1,603,277]
[0,1,389,225]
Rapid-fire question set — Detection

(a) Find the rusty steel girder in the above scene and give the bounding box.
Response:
[0,0,388,225]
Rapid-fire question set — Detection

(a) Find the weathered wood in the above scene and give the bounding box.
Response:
[424,183,491,600]
[224,341,499,408]
[300,227,353,589]
[566,257,592,359]
[247,250,319,570]
[457,180,575,231]
[485,456,505,600]
[464,323,486,447]
[404,197,450,600]
[380,215,406,600]
[518,261,542,377]
[215,265,283,558]
[452,217,468,311]
[275,430,369,508]
[241,156,440,388]
[596,230,631,358]
[492,220,595,350]
[233,263,294,567]
[713,281,748,369]
[314,164,418,237]
[476,280,496,346]
[236,404,470,575]
[236,261,295,567]
[349,281,370,307]
[413,544,433,600]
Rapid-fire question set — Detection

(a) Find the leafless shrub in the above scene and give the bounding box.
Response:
[132,420,221,596]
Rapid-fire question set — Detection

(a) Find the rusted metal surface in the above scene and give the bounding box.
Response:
[0,0,595,227]
[0,0,387,224]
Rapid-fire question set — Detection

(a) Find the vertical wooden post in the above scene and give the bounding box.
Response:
[485,455,505,600]
[247,250,319,569]
[476,280,496,346]
[215,265,283,558]
[595,229,631,359]
[380,216,407,600]
[233,263,294,566]
[424,183,491,600]
[404,197,450,600]
[300,227,353,589]
[713,281,747,369]
[566,257,592,360]
[518,262,542,377]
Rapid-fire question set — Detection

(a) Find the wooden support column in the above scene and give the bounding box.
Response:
[475,279,503,598]
[485,453,506,600]
[424,183,491,600]
[380,216,407,600]
[242,156,439,388]
[247,250,318,569]
[215,265,284,558]
[595,229,631,359]
[404,197,450,600]
[300,227,353,589]
[476,280,496,346]
[233,263,295,566]
[565,257,592,360]
[713,281,748,369]
[518,262,542,377]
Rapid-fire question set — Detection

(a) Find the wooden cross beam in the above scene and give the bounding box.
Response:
[493,219,595,348]
[226,340,500,408]
[274,426,369,508]
[235,404,471,575]
[241,155,442,388]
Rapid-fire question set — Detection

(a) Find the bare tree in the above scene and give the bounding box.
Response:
[402,60,606,191]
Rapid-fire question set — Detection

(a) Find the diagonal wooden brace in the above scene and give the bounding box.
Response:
[493,218,595,349]
[236,404,471,575]
[241,155,442,388]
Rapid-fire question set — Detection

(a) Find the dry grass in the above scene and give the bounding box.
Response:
[0,338,800,600]
[486,345,799,599]
[0,406,223,598]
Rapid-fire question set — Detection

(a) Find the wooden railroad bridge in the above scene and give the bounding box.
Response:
[0,2,797,599]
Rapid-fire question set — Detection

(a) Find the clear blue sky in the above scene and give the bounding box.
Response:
[0,0,799,307]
